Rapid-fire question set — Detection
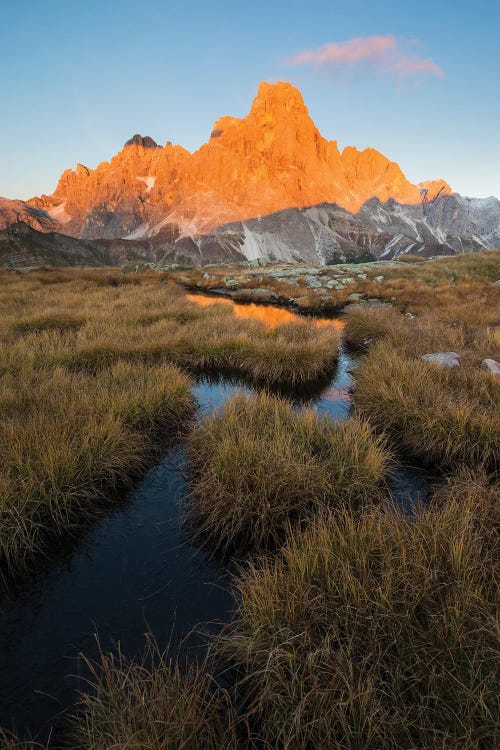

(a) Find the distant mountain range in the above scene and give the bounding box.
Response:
[0,81,498,267]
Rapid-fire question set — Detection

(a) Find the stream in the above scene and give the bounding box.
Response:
[0,295,429,741]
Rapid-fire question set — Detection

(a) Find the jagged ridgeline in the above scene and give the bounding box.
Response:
[1,82,499,267]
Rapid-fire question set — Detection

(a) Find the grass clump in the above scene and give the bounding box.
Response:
[353,342,499,472]
[222,473,499,749]
[187,392,391,554]
[0,731,43,749]
[13,312,86,335]
[344,305,409,351]
[242,322,340,384]
[0,362,193,576]
[72,641,236,750]
[344,301,499,364]
[0,269,343,576]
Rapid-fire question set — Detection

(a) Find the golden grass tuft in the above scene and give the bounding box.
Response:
[221,473,499,749]
[0,268,343,576]
[13,312,86,335]
[353,342,499,472]
[187,392,391,554]
[344,305,410,351]
[0,362,193,576]
[71,639,237,750]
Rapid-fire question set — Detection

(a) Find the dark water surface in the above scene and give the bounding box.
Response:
[0,300,429,741]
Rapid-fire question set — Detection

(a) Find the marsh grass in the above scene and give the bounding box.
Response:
[169,250,500,303]
[221,473,499,749]
[0,269,341,576]
[1,260,498,746]
[344,299,499,364]
[71,638,237,750]
[0,273,340,386]
[0,731,44,750]
[344,281,499,474]
[13,312,87,335]
[344,305,410,352]
[353,342,499,472]
[187,392,391,554]
[0,362,193,576]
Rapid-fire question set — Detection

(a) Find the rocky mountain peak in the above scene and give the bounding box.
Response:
[124,134,159,149]
[251,81,309,116]
[418,179,452,201]
[16,81,467,240]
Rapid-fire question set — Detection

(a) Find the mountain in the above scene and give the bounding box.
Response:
[175,194,500,265]
[0,81,497,268]
[0,197,59,233]
[25,81,452,241]
[2,192,497,269]
[0,222,156,269]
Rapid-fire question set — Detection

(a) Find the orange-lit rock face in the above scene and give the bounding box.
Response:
[185,292,344,329]
[29,82,451,239]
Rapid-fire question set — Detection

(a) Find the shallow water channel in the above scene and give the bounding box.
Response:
[0,295,429,741]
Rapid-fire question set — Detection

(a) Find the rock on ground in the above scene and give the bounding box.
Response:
[421,352,460,368]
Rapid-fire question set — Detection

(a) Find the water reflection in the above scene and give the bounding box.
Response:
[186,292,344,329]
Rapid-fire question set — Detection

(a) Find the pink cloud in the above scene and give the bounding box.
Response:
[288,36,396,66]
[285,35,443,80]
[387,55,444,78]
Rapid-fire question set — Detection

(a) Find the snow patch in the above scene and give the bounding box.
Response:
[47,202,71,224]
[381,234,404,257]
[146,212,201,241]
[136,176,156,193]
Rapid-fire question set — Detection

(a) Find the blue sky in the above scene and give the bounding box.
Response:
[1,0,498,199]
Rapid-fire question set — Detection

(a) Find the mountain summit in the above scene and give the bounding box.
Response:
[28,81,451,240]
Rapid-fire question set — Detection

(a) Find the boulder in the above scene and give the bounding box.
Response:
[482,358,500,376]
[248,288,278,301]
[421,352,460,368]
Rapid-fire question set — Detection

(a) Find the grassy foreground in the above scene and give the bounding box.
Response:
[187,391,391,554]
[222,473,499,749]
[70,640,237,750]
[9,474,496,750]
[0,268,342,577]
[1,255,498,747]
[0,268,340,386]
[343,267,499,473]
[0,360,193,576]
[352,342,499,472]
